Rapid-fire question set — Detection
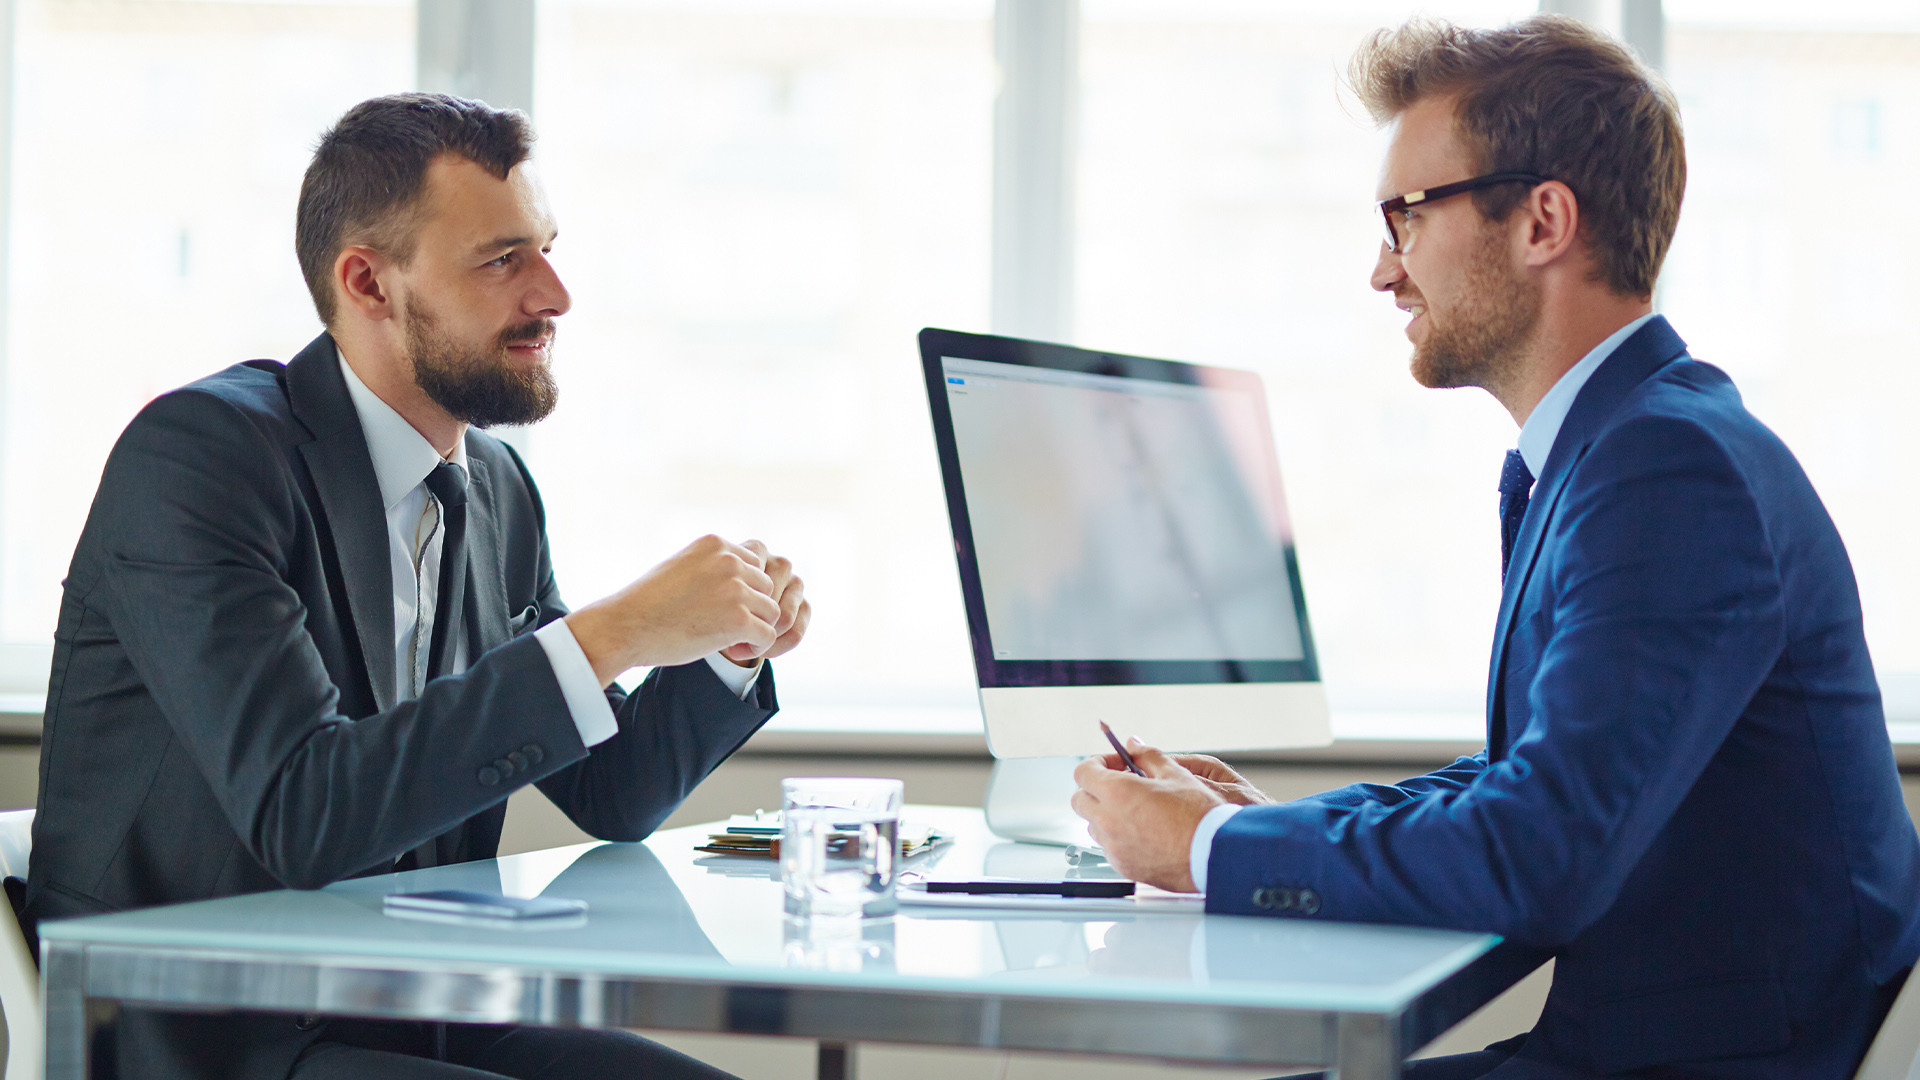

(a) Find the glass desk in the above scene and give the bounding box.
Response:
[38,806,1536,1080]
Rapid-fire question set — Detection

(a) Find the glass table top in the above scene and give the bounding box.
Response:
[41,806,1499,1014]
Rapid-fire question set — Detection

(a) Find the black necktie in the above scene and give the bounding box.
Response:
[423,462,468,683]
[402,462,468,874]
[1499,450,1534,579]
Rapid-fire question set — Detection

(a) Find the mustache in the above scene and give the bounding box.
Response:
[497,319,555,349]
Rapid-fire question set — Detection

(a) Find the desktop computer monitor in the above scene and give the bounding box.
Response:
[920,328,1332,766]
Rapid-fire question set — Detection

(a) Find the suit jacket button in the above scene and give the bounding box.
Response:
[507,751,529,772]
[1252,887,1274,909]
[1297,889,1321,915]
[295,1015,322,1031]
[522,743,545,765]
[492,757,515,777]
[478,766,501,786]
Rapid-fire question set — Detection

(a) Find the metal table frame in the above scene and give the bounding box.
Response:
[41,939,1538,1079]
[39,816,1539,1080]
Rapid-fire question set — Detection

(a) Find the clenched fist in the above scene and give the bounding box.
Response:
[718,539,809,666]
[564,535,809,686]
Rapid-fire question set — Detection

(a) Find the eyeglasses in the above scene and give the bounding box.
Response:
[1378,172,1551,254]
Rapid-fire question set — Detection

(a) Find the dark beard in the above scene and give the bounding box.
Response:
[405,299,559,428]
[1407,228,1541,393]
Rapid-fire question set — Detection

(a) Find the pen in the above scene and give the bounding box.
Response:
[920,880,1137,897]
[1100,720,1148,777]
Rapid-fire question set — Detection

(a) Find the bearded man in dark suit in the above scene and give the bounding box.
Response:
[22,93,808,1080]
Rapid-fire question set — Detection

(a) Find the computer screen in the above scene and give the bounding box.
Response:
[920,328,1322,707]
[942,357,1305,664]
[922,327,1329,782]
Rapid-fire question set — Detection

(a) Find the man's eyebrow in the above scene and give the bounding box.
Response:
[473,229,559,255]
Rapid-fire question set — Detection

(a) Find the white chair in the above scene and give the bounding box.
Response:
[1858,962,1920,1080]
[0,808,38,1080]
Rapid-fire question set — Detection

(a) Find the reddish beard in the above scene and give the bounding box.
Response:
[1405,226,1541,395]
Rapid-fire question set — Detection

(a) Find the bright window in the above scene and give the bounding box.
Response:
[1661,0,1920,715]
[1075,0,1535,721]
[526,0,993,708]
[0,0,414,666]
[1,0,1914,740]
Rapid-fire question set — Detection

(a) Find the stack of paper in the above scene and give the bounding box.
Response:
[693,812,949,860]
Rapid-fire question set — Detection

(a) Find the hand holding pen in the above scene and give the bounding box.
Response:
[1098,722,1276,806]
[1099,720,1148,776]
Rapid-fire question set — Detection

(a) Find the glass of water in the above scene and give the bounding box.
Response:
[780,777,904,919]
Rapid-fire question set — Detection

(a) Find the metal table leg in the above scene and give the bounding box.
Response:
[1331,1013,1400,1080]
[41,943,93,1080]
[817,1040,854,1080]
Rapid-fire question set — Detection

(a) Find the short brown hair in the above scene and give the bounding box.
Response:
[296,93,534,325]
[1350,15,1685,297]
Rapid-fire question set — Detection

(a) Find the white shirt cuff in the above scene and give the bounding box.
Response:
[534,619,619,748]
[1189,803,1244,895]
[705,653,762,700]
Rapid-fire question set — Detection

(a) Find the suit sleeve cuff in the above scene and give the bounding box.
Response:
[704,653,762,700]
[1190,803,1244,895]
[534,619,619,748]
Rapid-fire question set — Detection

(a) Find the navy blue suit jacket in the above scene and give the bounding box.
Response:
[1207,318,1920,1077]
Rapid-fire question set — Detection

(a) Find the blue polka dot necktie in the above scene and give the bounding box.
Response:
[1499,450,1534,579]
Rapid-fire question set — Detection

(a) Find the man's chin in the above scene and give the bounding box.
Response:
[1409,350,1471,390]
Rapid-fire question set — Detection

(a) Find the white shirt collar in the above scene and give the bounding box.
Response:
[1515,312,1658,480]
[334,345,468,511]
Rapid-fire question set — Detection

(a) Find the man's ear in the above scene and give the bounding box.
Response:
[333,246,397,323]
[1519,180,1581,269]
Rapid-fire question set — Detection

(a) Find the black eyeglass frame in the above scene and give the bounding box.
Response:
[1378,172,1552,253]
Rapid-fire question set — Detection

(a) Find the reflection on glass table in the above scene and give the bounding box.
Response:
[39,806,1538,1080]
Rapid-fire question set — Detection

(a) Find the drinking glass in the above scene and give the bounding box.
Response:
[780,777,904,918]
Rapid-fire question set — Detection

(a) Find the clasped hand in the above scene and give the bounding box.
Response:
[1070,741,1275,894]
[566,535,810,686]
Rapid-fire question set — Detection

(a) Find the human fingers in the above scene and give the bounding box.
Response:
[682,535,774,597]
[734,576,782,627]
[1170,754,1240,782]
[719,640,763,664]
[724,538,767,571]
[761,597,810,659]
[1069,787,1099,821]
[1079,751,1134,777]
[742,540,794,592]
[1073,755,1125,790]
[769,568,804,636]
[1125,738,1190,782]
[721,551,776,598]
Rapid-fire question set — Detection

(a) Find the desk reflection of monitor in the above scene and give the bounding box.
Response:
[920,329,1332,844]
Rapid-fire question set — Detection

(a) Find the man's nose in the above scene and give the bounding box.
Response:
[526,253,571,318]
[1369,242,1405,293]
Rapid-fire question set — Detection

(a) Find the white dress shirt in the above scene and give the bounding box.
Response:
[335,351,759,750]
[1183,312,1659,894]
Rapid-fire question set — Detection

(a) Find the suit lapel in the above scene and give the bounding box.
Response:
[462,451,510,657]
[288,335,399,715]
[1483,316,1691,756]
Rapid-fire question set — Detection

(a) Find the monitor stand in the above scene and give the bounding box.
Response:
[982,756,1097,848]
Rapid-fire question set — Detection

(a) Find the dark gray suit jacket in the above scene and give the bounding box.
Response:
[21,333,776,1078]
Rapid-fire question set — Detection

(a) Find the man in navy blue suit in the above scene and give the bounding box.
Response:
[1072,15,1920,1079]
